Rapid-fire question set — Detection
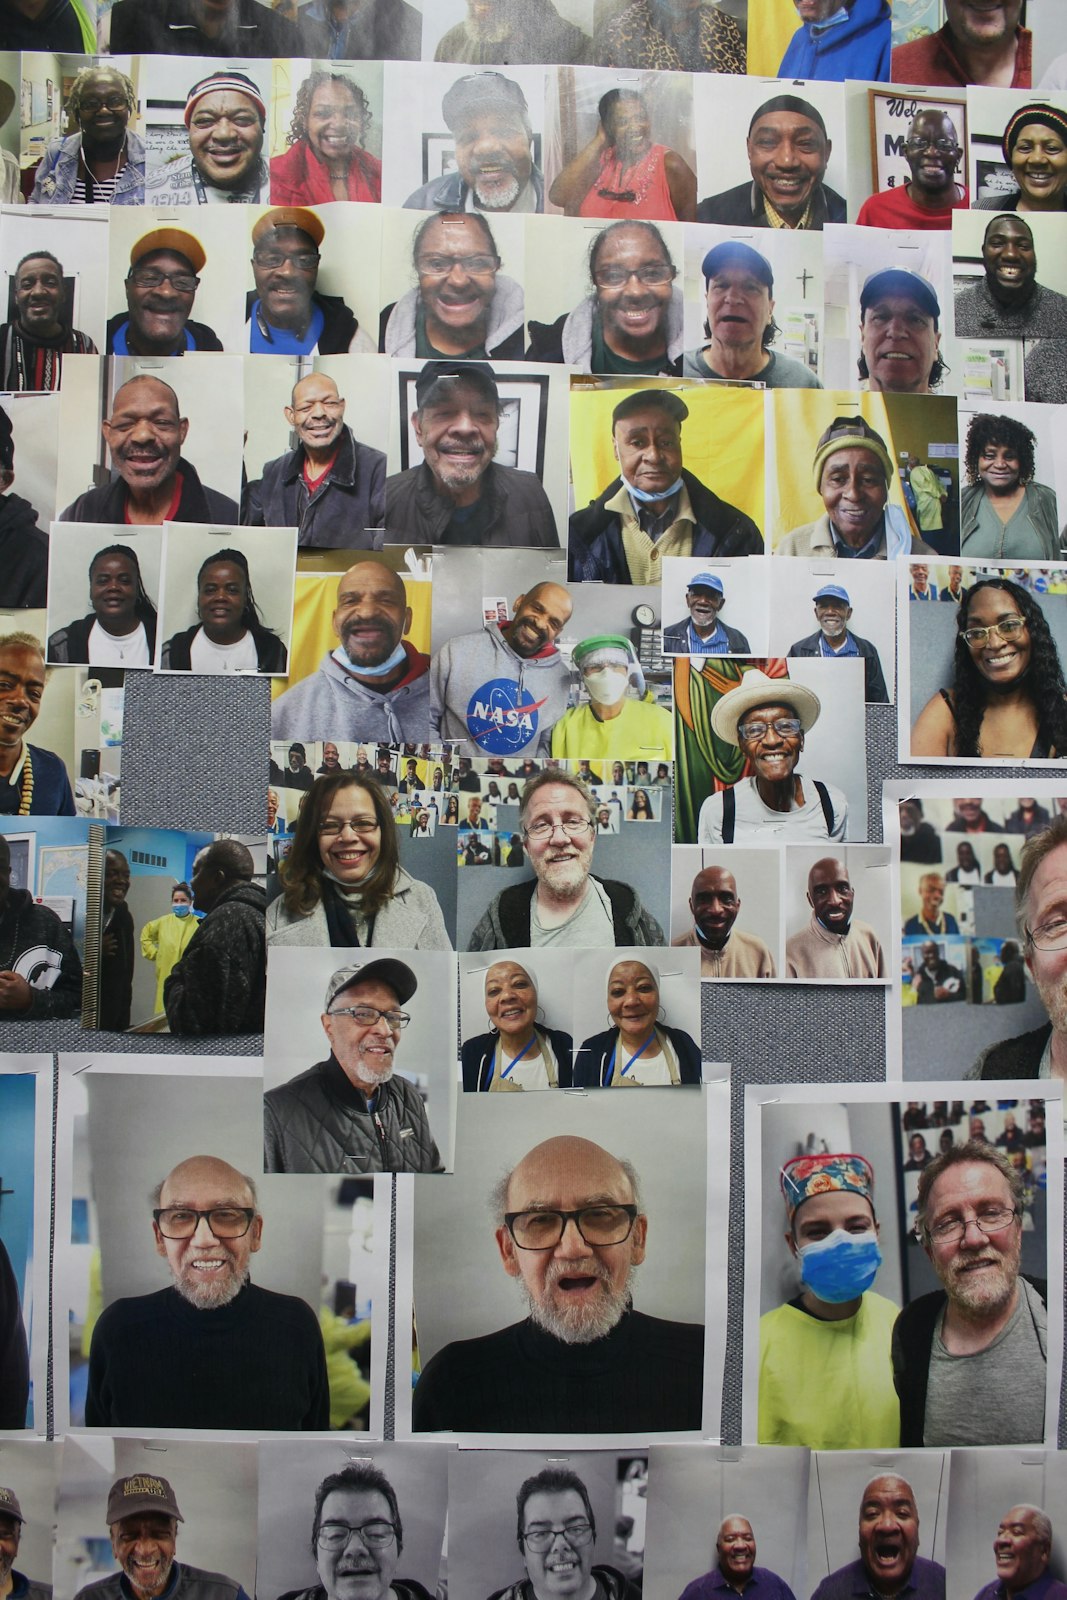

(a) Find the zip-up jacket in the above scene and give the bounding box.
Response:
[59,457,238,525]
[264,1054,443,1173]
[163,880,265,1035]
[243,425,386,547]
[385,461,558,549]
[569,467,763,583]
[0,888,83,1018]
[430,622,570,755]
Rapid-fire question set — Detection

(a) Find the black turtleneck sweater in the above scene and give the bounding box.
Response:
[411,1307,703,1432]
[84,1282,328,1430]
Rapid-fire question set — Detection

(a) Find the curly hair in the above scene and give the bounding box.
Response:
[951,577,1067,758]
[279,773,400,920]
[90,544,157,629]
[287,69,369,148]
[68,65,136,127]
[964,413,1037,485]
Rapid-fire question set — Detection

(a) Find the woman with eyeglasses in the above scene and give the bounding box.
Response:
[549,88,696,222]
[911,576,1067,760]
[574,957,700,1087]
[30,65,144,205]
[461,958,573,1091]
[266,773,452,948]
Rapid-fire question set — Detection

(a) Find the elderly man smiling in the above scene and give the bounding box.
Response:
[680,1516,798,1600]
[810,1476,945,1600]
[973,1507,1066,1600]
[74,1474,249,1600]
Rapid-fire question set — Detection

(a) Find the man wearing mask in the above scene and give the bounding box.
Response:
[759,1152,900,1447]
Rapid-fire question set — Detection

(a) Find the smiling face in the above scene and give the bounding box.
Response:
[607,960,659,1040]
[957,841,978,870]
[0,644,45,757]
[306,79,366,167]
[412,379,498,498]
[994,1508,1051,1595]
[737,701,803,787]
[962,586,1031,688]
[322,977,403,1092]
[484,959,537,1039]
[717,1518,756,1586]
[521,1488,595,1599]
[808,856,854,931]
[904,109,960,197]
[815,596,852,640]
[315,1487,398,1600]
[919,876,945,918]
[604,95,652,165]
[861,297,940,394]
[858,1477,920,1597]
[125,249,198,354]
[1022,840,1067,1035]
[612,406,683,499]
[690,865,740,948]
[593,225,675,355]
[90,551,140,635]
[286,372,346,458]
[332,563,410,671]
[922,1159,1022,1314]
[0,1514,19,1588]
[104,851,130,908]
[819,448,888,547]
[76,69,130,151]
[188,89,263,188]
[977,439,1021,495]
[982,216,1036,304]
[1011,125,1067,208]
[14,255,64,338]
[415,215,498,347]
[506,583,573,659]
[944,0,1022,48]
[110,1516,177,1600]
[251,226,319,332]
[747,110,830,223]
[317,781,382,886]
[454,108,533,210]
[103,378,188,498]
[197,560,248,644]
[706,264,774,352]
[686,584,724,634]
[497,1135,647,1343]
[153,1155,262,1309]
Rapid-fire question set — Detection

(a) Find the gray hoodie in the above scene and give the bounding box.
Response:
[429,622,571,757]
[271,645,432,743]
[382,275,525,359]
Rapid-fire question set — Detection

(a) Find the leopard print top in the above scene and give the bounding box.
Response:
[593,0,746,73]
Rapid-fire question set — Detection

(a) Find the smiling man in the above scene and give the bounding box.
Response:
[430,581,573,757]
[385,362,557,547]
[491,1467,639,1600]
[858,270,944,395]
[569,389,762,584]
[696,95,846,229]
[811,1478,944,1600]
[787,585,889,703]
[954,216,1067,339]
[412,1134,703,1431]
[405,71,544,213]
[147,71,268,205]
[672,864,777,979]
[248,206,374,355]
[0,1488,49,1600]
[680,1515,797,1600]
[271,559,431,742]
[0,251,97,391]
[892,0,1031,89]
[858,109,967,229]
[0,831,82,1020]
[892,1140,1047,1445]
[74,1475,249,1600]
[381,212,525,359]
[786,856,886,979]
[973,1508,1066,1600]
[304,1463,431,1600]
[0,633,75,817]
[663,572,752,655]
[84,1156,328,1428]
[108,229,223,357]
[264,957,442,1174]
[243,371,385,546]
[683,241,822,387]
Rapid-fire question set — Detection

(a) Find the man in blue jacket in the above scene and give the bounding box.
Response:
[779,0,891,82]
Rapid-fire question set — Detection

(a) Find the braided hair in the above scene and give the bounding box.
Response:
[89,544,157,629]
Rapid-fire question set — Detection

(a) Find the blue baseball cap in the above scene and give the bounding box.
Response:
[813,584,850,605]
[687,572,724,594]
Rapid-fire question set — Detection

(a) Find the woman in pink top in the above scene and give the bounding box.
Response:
[549,87,695,221]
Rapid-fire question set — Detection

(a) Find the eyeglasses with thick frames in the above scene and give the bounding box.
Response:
[593,262,675,288]
[921,1204,1019,1245]
[904,136,959,155]
[127,268,200,293]
[505,1203,639,1250]
[961,617,1027,648]
[253,250,320,271]
[522,1520,594,1552]
[328,1005,410,1028]
[317,1520,397,1550]
[153,1206,256,1239]
[522,816,595,842]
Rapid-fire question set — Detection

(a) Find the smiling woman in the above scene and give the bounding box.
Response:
[161,548,288,675]
[270,69,381,207]
[573,957,701,1086]
[29,64,145,205]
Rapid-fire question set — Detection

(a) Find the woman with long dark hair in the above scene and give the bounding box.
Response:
[162,548,287,674]
[266,772,451,948]
[911,576,1067,758]
[48,543,157,666]
[461,959,572,1091]
[269,69,381,206]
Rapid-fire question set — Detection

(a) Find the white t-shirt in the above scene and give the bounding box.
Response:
[698,775,849,844]
[89,620,150,667]
[188,628,260,674]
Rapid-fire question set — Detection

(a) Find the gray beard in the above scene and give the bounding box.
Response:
[524,1265,635,1345]
[473,173,521,209]
[171,1265,248,1311]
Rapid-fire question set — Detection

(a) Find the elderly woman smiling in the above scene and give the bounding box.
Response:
[777,415,934,560]
[461,959,573,1090]
[266,773,452,947]
[574,957,700,1086]
[269,69,381,205]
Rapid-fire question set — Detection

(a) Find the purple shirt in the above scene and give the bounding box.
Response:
[974,1577,1067,1600]
[812,1557,945,1600]
[680,1566,798,1600]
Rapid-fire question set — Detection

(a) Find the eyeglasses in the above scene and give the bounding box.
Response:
[128,268,200,293]
[328,1005,410,1028]
[522,1520,594,1553]
[293,397,345,417]
[593,263,675,288]
[153,1207,256,1239]
[317,816,380,836]
[253,250,320,271]
[923,1205,1018,1244]
[1025,915,1067,951]
[737,718,803,742]
[961,617,1027,647]
[904,136,959,154]
[522,815,595,841]
[80,94,128,115]
[505,1203,639,1250]
[317,1521,397,1550]
[416,253,498,275]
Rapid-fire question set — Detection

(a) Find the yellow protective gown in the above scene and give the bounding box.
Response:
[550,696,673,761]
[758,1290,901,1448]
[140,910,200,1013]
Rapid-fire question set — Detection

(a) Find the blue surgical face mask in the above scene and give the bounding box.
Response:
[172,904,191,917]
[622,472,684,504]
[334,641,407,678]
[798,1228,882,1304]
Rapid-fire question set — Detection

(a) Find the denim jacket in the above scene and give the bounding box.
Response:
[30,131,146,205]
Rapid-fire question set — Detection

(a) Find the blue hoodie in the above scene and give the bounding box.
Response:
[778,0,891,81]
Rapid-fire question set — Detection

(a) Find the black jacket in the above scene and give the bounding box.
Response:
[108,0,302,53]
[105,310,224,355]
[569,467,763,582]
[0,1238,29,1429]
[263,1054,443,1174]
[973,1022,1052,1079]
[99,899,134,1031]
[892,1275,1047,1446]
[242,424,386,547]
[163,880,265,1035]
[60,457,238,524]
[297,0,422,58]
[787,629,889,703]
[246,290,365,356]
[385,461,558,549]
[461,1025,574,1091]
[161,624,288,675]
[524,311,682,373]
[663,617,751,654]
[48,612,157,665]
[0,888,83,1019]
[574,1022,702,1086]
[0,493,47,609]
[696,179,847,228]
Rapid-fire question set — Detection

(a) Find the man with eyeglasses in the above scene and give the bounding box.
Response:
[146,71,268,206]
[74,1473,249,1600]
[297,1463,433,1600]
[857,109,968,230]
[247,207,375,356]
[489,1466,639,1600]
[954,216,1067,340]
[264,957,443,1174]
[163,839,265,1035]
[972,814,1067,1083]
[467,771,664,949]
[382,211,524,360]
[569,389,762,585]
[107,229,223,357]
[84,1157,329,1428]
[0,251,97,392]
[891,1139,1047,1446]
[412,1134,703,1431]
[243,372,385,546]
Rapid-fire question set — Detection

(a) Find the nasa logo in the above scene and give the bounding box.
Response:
[467,679,549,755]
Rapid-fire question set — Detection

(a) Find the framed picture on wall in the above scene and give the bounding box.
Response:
[867,86,968,195]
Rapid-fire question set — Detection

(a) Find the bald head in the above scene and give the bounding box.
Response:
[858,1475,919,1596]
[110,374,181,421]
[332,560,412,674]
[504,1135,639,1213]
[152,1155,262,1310]
[286,372,346,464]
[690,864,740,948]
[505,582,573,659]
[807,856,854,932]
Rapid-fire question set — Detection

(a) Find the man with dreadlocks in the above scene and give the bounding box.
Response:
[960,413,1062,562]
[161,548,288,675]
[0,633,76,816]
[0,251,97,392]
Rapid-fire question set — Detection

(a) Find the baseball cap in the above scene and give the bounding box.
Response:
[813,584,850,605]
[325,959,418,1012]
[687,572,724,595]
[130,228,206,276]
[701,241,773,289]
[442,71,529,131]
[414,360,499,409]
[0,1488,24,1524]
[106,1475,184,1526]
[252,207,325,249]
[860,268,940,322]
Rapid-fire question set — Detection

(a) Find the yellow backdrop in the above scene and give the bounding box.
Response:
[271,567,432,702]
[746,0,804,75]
[769,388,914,548]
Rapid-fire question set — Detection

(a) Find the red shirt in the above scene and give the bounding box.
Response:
[892,24,1031,88]
[856,182,970,230]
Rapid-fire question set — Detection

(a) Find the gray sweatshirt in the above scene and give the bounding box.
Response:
[271,646,432,742]
[429,622,571,757]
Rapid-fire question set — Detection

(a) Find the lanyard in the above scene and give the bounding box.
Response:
[500,1034,538,1081]
[610,1029,657,1082]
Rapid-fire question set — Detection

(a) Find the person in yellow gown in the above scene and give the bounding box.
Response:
[139,882,200,1014]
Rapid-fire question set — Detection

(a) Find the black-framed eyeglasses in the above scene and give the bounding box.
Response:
[922,1205,1019,1244]
[80,94,129,115]
[592,263,674,288]
[505,1204,638,1250]
[317,1520,397,1550]
[153,1206,256,1239]
[328,1005,410,1028]
[522,1519,594,1552]
[253,250,320,270]
[904,137,959,155]
[127,268,200,293]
